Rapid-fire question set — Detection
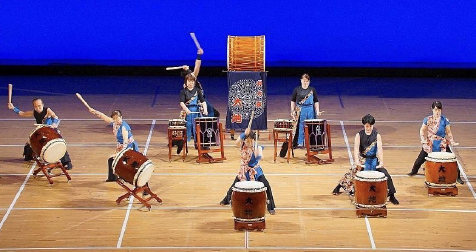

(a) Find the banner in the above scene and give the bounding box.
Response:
[226,71,267,130]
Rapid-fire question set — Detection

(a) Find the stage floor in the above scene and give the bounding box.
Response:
[0,79,476,251]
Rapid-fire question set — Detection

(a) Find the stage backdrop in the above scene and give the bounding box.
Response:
[1,1,475,68]
[226,72,267,131]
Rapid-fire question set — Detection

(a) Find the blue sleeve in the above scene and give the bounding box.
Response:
[423,117,428,125]
[443,116,450,126]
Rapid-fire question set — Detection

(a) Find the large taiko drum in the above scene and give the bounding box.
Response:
[232,181,267,222]
[273,119,293,131]
[112,148,155,187]
[29,125,67,163]
[354,171,388,209]
[304,119,328,149]
[425,152,458,187]
[195,117,219,146]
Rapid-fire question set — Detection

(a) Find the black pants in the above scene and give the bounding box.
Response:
[60,151,72,165]
[376,168,396,195]
[222,175,276,210]
[107,157,118,181]
[411,148,461,178]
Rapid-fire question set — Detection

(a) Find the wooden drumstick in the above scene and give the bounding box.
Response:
[190,33,202,49]
[75,93,92,110]
[247,110,255,129]
[8,84,12,104]
[166,66,185,70]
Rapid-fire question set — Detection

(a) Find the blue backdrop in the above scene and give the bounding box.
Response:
[1,1,475,67]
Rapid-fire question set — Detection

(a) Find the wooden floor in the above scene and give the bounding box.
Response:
[1,93,476,251]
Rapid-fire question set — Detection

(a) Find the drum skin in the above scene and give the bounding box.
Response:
[425,153,458,185]
[29,125,67,163]
[354,171,387,207]
[113,148,154,187]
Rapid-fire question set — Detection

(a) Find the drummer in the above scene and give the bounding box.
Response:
[407,101,464,184]
[180,73,208,147]
[88,108,138,182]
[7,98,73,169]
[219,128,276,215]
[290,74,321,148]
[332,114,399,205]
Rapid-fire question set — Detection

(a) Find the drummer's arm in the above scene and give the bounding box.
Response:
[420,124,428,144]
[90,108,113,123]
[180,102,191,114]
[377,134,384,167]
[290,101,296,119]
[8,102,33,117]
[192,48,203,78]
[353,133,360,166]
[47,108,59,128]
[255,146,264,161]
[314,101,320,117]
[445,125,458,145]
[121,127,129,146]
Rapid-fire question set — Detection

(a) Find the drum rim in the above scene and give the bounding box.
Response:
[304,119,326,122]
[112,147,131,174]
[41,138,67,163]
[134,160,154,187]
[195,117,218,120]
[354,171,387,181]
[232,181,266,192]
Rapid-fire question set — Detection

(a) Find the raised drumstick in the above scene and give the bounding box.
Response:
[190,33,202,49]
[166,66,185,70]
[8,84,12,103]
[75,93,92,110]
[247,110,255,129]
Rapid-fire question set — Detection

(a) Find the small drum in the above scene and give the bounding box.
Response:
[29,125,67,163]
[168,119,186,129]
[425,152,458,187]
[354,171,387,209]
[112,148,155,187]
[195,117,219,146]
[304,119,328,149]
[273,119,293,131]
[232,181,267,222]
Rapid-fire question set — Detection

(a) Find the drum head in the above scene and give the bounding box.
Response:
[135,161,155,187]
[355,171,387,182]
[233,181,266,192]
[427,152,456,160]
[42,138,67,163]
[304,119,326,123]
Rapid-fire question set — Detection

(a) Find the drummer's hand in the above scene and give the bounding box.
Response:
[202,110,208,116]
[197,48,204,55]
[376,163,384,169]
[245,128,251,136]
[451,141,460,146]
[316,111,323,117]
[7,103,14,110]
[185,109,192,115]
[182,65,189,70]
[51,123,58,128]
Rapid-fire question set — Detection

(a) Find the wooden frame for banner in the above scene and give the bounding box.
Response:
[227,35,265,72]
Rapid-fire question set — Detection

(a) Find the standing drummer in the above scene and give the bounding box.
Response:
[290,74,321,148]
[219,128,276,215]
[180,72,208,147]
[332,114,399,205]
[88,108,138,182]
[7,98,73,169]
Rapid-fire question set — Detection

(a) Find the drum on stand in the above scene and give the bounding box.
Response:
[29,125,67,163]
[231,181,267,230]
[424,152,458,196]
[304,119,328,150]
[195,117,220,147]
[112,148,155,187]
[168,119,186,137]
[354,171,388,217]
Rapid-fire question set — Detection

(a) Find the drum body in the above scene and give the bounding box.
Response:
[273,119,293,131]
[231,181,267,221]
[425,152,458,187]
[195,117,219,146]
[112,148,155,187]
[304,119,327,149]
[29,125,67,163]
[354,171,387,208]
[168,119,186,137]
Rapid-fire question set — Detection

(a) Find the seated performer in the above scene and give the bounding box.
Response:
[290,74,321,148]
[8,98,73,169]
[332,114,399,205]
[88,108,138,182]
[219,128,276,215]
[179,73,208,147]
[407,101,463,184]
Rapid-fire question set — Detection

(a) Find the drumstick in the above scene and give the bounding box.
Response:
[8,84,12,104]
[166,66,184,70]
[75,93,92,110]
[247,110,255,129]
[190,33,202,49]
